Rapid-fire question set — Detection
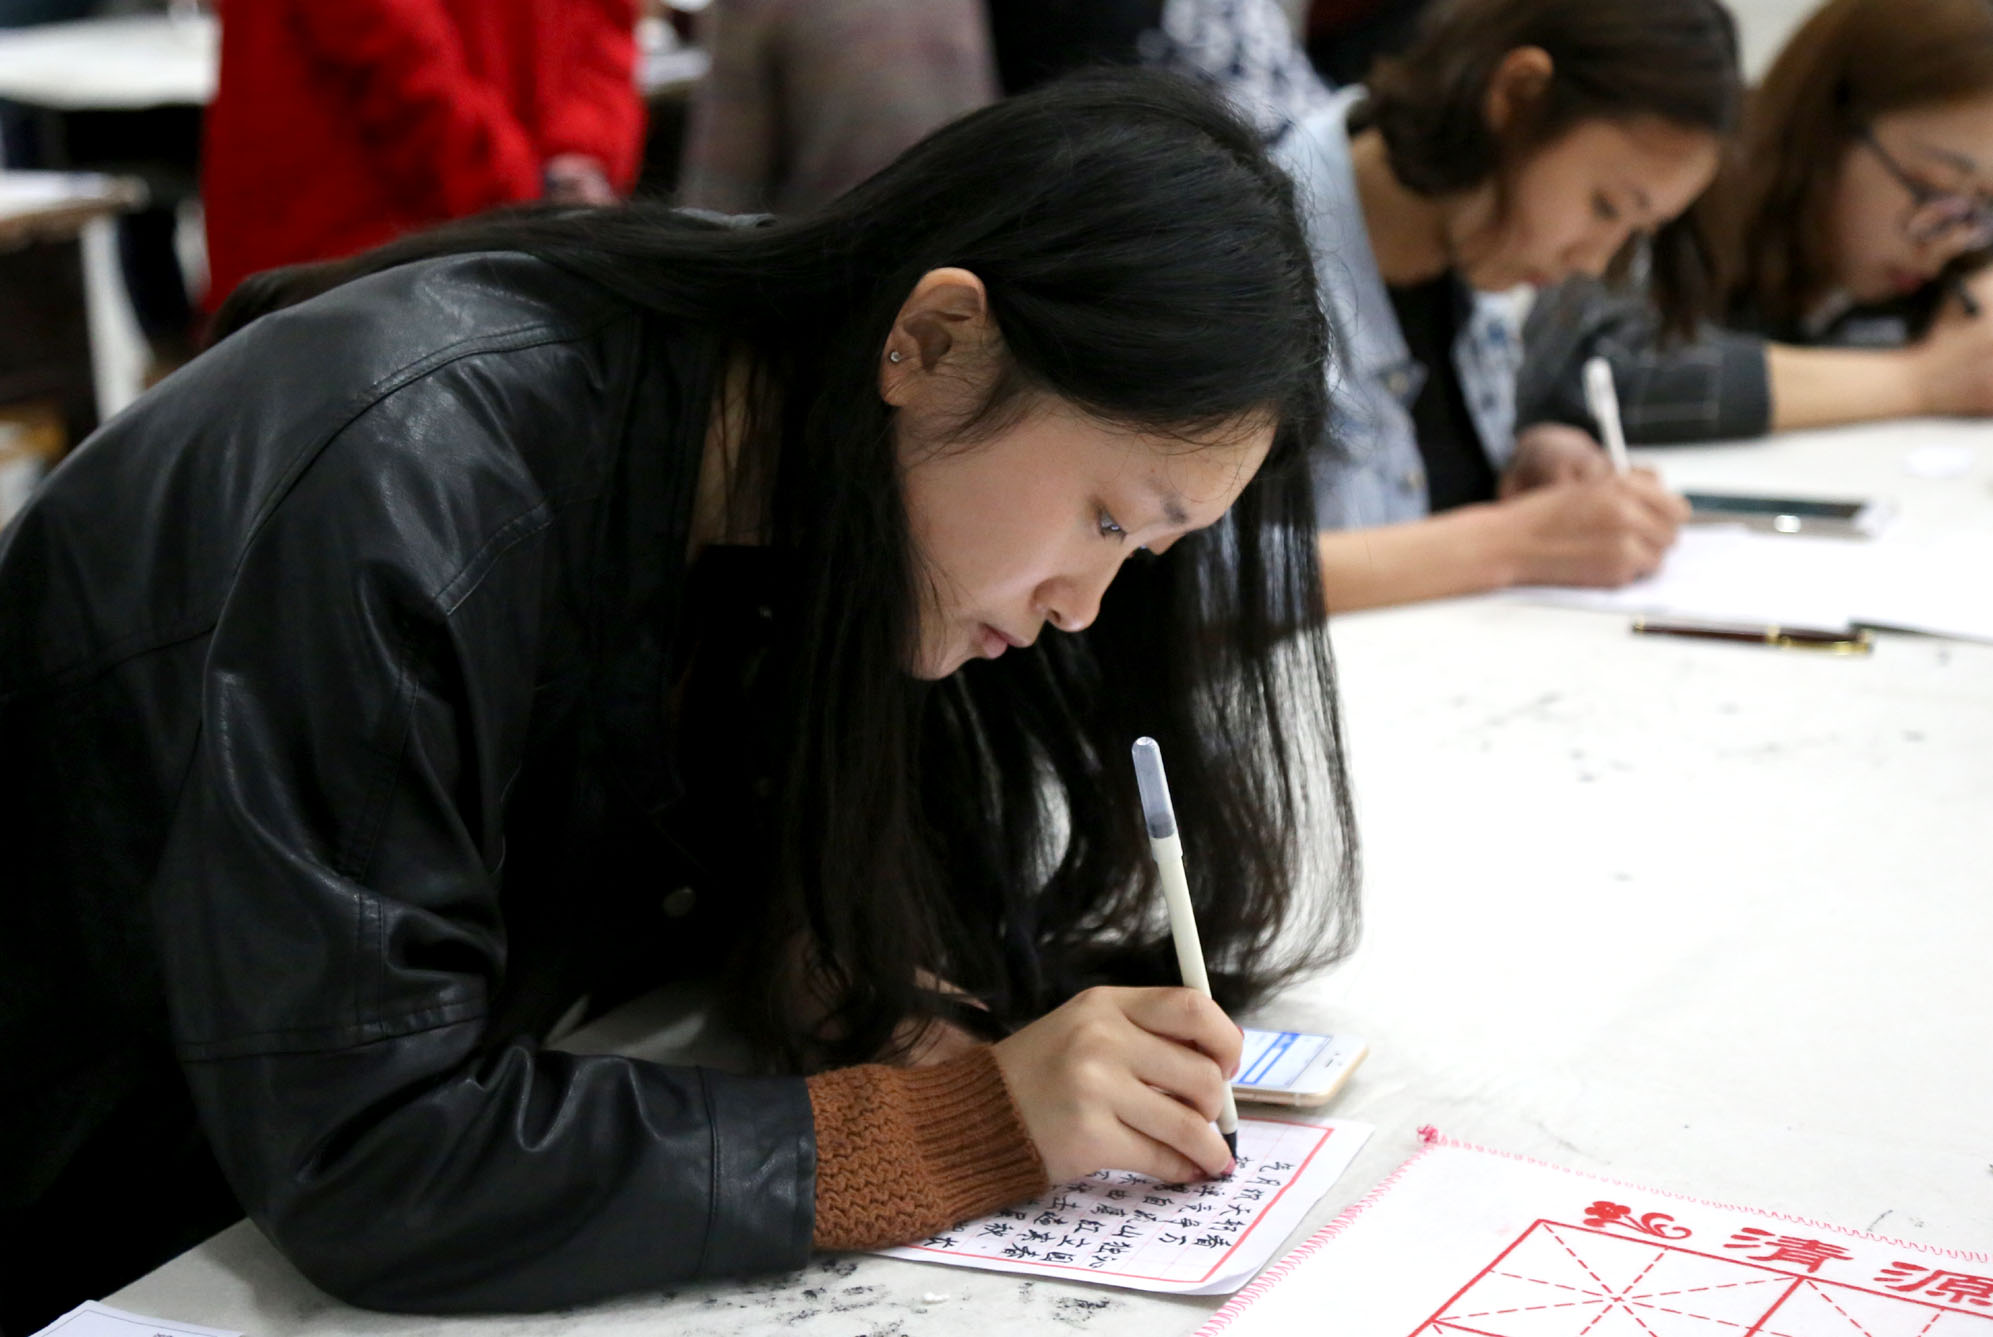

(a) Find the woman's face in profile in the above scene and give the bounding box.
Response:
[1448,115,1722,293]
[872,266,1272,680]
[895,396,1272,681]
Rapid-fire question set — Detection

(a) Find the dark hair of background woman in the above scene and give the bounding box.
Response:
[1363,0,1743,335]
[215,71,1360,1072]
[982,0,1164,96]
[1703,0,1993,336]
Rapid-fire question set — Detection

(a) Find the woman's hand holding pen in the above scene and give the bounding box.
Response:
[1498,470,1689,588]
[1488,423,1689,588]
[1910,273,1993,417]
[1500,422,1618,496]
[1933,265,1993,327]
[992,986,1243,1186]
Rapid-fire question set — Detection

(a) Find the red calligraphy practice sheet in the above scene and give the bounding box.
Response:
[875,1118,1371,1295]
[1197,1131,1992,1336]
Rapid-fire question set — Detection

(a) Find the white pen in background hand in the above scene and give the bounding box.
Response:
[1130,736,1240,1162]
[1583,355,1633,476]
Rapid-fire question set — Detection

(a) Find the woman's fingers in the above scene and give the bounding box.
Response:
[990,986,1243,1185]
[1622,472,1692,527]
[1110,1123,1222,1187]
[1119,987,1243,1075]
[1119,1084,1235,1180]
[1564,445,1616,483]
[1125,1024,1232,1122]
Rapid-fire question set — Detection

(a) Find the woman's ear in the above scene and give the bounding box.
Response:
[1484,45,1556,138]
[880,267,994,408]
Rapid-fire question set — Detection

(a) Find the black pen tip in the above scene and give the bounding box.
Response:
[1223,1130,1238,1161]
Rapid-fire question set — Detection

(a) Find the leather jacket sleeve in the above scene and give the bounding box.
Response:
[147,345,815,1311]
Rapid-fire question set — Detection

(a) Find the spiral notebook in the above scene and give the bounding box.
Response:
[1195,1129,1992,1336]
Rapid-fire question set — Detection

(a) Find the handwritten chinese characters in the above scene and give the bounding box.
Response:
[875,1118,1370,1296]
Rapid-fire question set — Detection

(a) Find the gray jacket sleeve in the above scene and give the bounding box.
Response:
[1517,277,1774,445]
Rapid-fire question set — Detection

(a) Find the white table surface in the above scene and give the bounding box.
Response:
[0,13,705,113]
[0,168,142,238]
[106,419,1993,1335]
[0,13,215,112]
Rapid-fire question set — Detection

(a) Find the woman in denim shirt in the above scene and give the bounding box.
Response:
[1275,0,1740,610]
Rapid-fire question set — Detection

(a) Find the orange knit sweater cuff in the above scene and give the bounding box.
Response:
[806,1046,1049,1252]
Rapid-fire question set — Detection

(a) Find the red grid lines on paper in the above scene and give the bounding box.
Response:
[1414,1221,1993,1337]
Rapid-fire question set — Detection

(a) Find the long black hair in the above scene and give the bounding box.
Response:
[214,70,1360,1071]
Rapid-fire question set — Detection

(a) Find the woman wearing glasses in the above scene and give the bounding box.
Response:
[1520,0,1993,445]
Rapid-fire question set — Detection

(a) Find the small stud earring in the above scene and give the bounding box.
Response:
[888,350,904,364]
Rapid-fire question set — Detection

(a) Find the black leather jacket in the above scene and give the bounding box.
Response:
[0,254,815,1318]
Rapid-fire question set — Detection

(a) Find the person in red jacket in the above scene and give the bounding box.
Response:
[202,0,645,309]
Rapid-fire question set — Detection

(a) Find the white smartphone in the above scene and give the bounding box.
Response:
[1231,1027,1368,1108]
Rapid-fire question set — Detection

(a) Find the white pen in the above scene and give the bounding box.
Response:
[1130,736,1240,1162]
[1583,355,1633,475]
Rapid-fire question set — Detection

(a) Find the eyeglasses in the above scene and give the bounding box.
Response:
[1858,126,1993,252]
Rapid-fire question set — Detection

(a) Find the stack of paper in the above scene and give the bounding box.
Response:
[1510,525,1993,644]
[31,1302,239,1337]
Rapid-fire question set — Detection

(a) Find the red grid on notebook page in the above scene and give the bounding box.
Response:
[1196,1130,1993,1337]
[1416,1219,1993,1337]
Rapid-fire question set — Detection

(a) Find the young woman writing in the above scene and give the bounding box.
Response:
[0,74,1357,1331]
[1273,0,1743,611]
[1520,0,1993,444]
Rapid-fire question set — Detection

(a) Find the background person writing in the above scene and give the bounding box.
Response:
[1273,0,1743,610]
[1519,0,1993,446]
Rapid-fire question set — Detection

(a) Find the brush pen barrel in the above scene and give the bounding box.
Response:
[1150,838,1213,996]
[1132,738,1240,1157]
[1150,838,1241,1154]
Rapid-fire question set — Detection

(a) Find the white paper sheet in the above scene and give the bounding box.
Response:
[0,15,216,111]
[1850,533,1993,643]
[875,1117,1370,1295]
[1195,1133,1993,1336]
[1509,525,1993,644]
[32,1301,241,1337]
[1904,443,1977,480]
[0,171,128,221]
